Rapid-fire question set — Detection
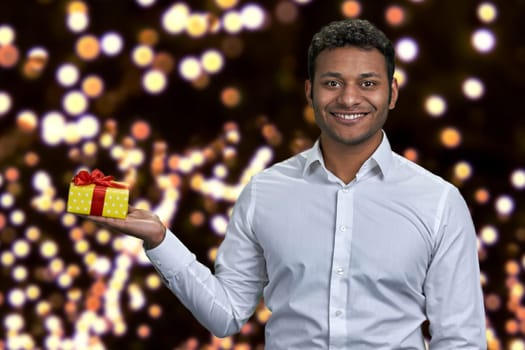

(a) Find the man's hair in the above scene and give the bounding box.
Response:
[307,19,395,85]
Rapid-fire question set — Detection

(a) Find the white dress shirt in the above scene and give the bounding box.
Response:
[146,132,487,349]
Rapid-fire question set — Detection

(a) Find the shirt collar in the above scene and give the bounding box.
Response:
[302,131,394,180]
[367,130,394,179]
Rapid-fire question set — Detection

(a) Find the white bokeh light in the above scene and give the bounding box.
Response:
[396,38,419,62]
[41,111,66,145]
[480,225,498,245]
[179,56,202,81]
[62,90,88,116]
[462,77,485,100]
[223,11,243,34]
[56,63,80,87]
[511,169,525,190]
[66,12,89,33]
[77,114,100,138]
[0,91,12,116]
[495,195,514,216]
[162,3,190,34]
[241,4,266,30]
[136,0,156,7]
[424,95,447,117]
[101,32,124,56]
[0,25,15,45]
[472,28,496,53]
[142,69,167,94]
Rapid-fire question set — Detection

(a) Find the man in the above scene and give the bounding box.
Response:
[88,19,487,349]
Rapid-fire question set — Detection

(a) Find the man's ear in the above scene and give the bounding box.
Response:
[305,79,313,105]
[389,77,399,110]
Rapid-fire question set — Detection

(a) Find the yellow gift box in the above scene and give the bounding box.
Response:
[67,169,129,219]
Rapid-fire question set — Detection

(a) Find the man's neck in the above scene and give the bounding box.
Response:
[320,133,382,184]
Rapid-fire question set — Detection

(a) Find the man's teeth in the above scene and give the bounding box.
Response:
[334,113,366,120]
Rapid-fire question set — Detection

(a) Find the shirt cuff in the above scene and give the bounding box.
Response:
[144,228,196,280]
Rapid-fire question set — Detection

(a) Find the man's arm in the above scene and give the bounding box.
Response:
[424,187,487,349]
[83,181,267,337]
[86,206,166,248]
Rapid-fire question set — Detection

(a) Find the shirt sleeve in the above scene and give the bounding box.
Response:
[145,180,267,338]
[424,186,487,349]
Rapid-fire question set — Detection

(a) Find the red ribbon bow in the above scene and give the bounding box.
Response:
[73,169,128,189]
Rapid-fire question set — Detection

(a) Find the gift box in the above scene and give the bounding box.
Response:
[67,169,129,219]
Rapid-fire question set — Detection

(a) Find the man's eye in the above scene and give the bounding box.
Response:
[362,81,376,88]
[326,81,339,87]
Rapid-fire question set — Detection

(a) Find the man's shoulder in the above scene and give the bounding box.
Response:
[256,149,309,179]
[390,151,455,192]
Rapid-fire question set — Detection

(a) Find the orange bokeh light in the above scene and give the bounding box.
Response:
[0,44,19,68]
[5,167,20,182]
[131,120,151,141]
[385,5,406,26]
[76,35,101,61]
[341,0,362,18]
[221,87,242,107]
[474,188,490,204]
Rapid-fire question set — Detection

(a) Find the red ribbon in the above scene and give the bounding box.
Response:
[73,169,128,189]
[72,169,128,216]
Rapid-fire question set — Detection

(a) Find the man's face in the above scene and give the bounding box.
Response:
[305,46,398,150]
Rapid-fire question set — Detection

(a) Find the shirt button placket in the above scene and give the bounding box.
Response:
[329,187,353,349]
[329,186,353,347]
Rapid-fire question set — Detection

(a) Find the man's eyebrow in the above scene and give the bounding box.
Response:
[319,71,343,78]
[319,71,383,78]
[359,72,382,78]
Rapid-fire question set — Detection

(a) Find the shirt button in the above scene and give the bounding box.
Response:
[342,189,348,193]
[336,267,344,275]
[335,310,343,317]
[340,225,347,232]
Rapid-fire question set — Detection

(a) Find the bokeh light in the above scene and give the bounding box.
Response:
[440,127,462,148]
[462,77,485,100]
[241,4,266,30]
[477,2,498,23]
[0,1,522,348]
[472,28,496,53]
[0,91,12,116]
[162,3,190,34]
[101,32,124,56]
[56,64,80,87]
[142,69,167,94]
[396,37,419,62]
[341,0,362,18]
[495,195,515,216]
[0,24,15,45]
[75,34,101,61]
[424,95,447,117]
[179,56,202,81]
[385,5,406,26]
[511,169,525,190]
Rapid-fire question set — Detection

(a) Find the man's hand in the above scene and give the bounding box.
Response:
[83,206,166,249]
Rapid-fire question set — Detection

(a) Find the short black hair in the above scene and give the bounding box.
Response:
[307,19,395,85]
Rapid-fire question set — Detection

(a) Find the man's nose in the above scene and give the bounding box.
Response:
[337,84,362,106]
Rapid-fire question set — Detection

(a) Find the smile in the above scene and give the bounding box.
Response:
[332,112,368,120]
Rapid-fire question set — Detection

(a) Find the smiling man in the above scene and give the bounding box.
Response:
[305,44,398,184]
[86,19,487,349]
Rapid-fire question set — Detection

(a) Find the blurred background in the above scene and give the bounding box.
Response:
[0,0,524,349]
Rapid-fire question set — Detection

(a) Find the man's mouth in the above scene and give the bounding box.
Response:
[332,112,369,120]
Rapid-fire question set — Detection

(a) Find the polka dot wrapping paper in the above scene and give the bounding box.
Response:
[66,169,129,219]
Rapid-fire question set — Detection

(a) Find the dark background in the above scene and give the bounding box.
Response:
[0,0,524,348]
